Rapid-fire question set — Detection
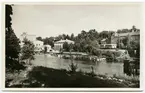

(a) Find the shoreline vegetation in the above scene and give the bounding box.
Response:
[60,49,130,63]
[49,47,132,63]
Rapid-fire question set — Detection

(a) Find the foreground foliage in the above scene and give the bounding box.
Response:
[6,66,139,88]
[21,38,35,64]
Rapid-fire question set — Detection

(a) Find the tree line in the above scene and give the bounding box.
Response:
[36,29,115,56]
[37,30,114,47]
[36,27,140,58]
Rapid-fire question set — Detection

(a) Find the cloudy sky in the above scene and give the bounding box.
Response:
[11,3,142,38]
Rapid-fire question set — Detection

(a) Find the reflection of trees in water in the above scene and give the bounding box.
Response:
[44,54,47,67]
[123,59,139,76]
[44,47,47,53]
[33,54,138,77]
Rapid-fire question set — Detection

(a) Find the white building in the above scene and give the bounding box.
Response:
[20,32,43,53]
[33,40,43,52]
[43,45,52,53]
[100,44,117,49]
[54,39,74,52]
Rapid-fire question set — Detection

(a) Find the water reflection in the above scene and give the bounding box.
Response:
[31,54,132,77]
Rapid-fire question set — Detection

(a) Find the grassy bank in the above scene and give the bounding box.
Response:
[6,66,139,88]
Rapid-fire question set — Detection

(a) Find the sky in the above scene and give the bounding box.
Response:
[11,3,142,38]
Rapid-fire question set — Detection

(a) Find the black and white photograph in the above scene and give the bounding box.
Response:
[4,2,142,89]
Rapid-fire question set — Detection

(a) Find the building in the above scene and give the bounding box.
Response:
[20,32,43,53]
[100,44,117,49]
[43,45,52,53]
[111,26,140,44]
[33,40,43,53]
[100,38,107,44]
[54,39,74,52]
[20,32,36,42]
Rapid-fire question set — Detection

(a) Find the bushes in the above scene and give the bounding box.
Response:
[102,50,125,62]
[86,66,96,77]
[6,57,26,72]
[126,39,140,58]
[21,38,35,64]
[69,62,78,73]
[92,49,102,57]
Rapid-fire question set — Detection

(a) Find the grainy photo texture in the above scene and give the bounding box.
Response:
[5,3,140,88]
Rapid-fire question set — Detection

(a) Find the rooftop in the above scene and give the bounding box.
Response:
[113,31,140,37]
[101,38,107,42]
[55,39,74,44]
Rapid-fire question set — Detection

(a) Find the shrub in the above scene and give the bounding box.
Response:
[21,38,35,65]
[92,49,102,57]
[89,66,96,77]
[6,57,26,72]
[69,62,78,73]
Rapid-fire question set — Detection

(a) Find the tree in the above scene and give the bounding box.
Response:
[88,29,99,40]
[6,5,12,29]
[122,37,128,47]
[92,49,102,57]
[90,40,100,49]
[44,46,47,54]
[6,28,20,59]
[36,36,43,41]
[66,35,70,40]
[132,25,136,31]
[43,37,54,47]
[99,31,109,38]
[89,40,100,55]
[106,31,114,44]
[126,36,140,57]
[21,38,35,64]
[73,43,81,52]
[70,33,74,40]
[63,42,70,52]
[126,35,131,49]
[6,5,20,59]
[116,38,120,48]
[63,42,74,52]
[120,42,125,49]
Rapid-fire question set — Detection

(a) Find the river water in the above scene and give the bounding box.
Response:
[32,54,125,77]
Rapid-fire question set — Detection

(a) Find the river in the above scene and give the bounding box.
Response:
[31,54,126,77]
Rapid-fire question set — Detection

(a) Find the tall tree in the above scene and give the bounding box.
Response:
[63,42,70,52]
[21,38,35,64]
[43,37,54,47]
[6,5,20,59]
[122,36,128,47]
[70,33,74,40]
[99,31,109,38]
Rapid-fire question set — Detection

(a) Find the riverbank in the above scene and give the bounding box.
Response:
[6,65,139,88]
[56,48,131,63]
